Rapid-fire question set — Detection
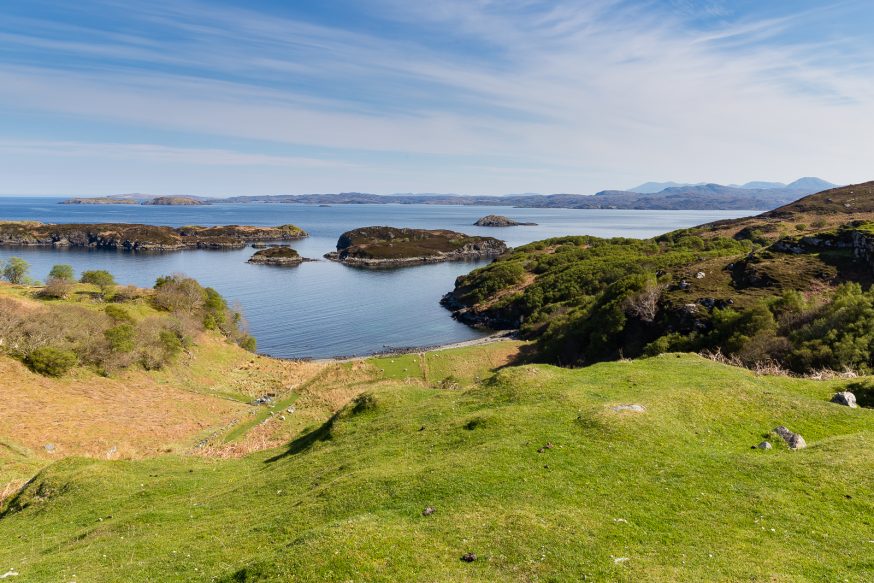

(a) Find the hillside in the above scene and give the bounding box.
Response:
[0,271,871,581]
[0,352,870,581]
[217,178,836,210]
[443,181,874,371]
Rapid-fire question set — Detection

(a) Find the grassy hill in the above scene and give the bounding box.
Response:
[0,352,871,581]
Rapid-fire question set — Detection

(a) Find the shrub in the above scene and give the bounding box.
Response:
[104,305,135,324]
[80,270,116,297]
[40,277,73,299]
[105,324,136,353]
[2,257,30,284]
[154,274,205,315]
[239,335,257,353]
[48,264,75,281]
[25,346,77,377]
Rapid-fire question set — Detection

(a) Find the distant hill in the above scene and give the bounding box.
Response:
[626,181,701,193]
[63,178,839,211]
[733,181,786,190]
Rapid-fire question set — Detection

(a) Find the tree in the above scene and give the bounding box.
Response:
[2,257,30,284]
[48,264,75,281]
[80,270,116,297]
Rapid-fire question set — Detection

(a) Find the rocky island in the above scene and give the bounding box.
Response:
[61,197,140,205]
[324,226,507,267]
[247,246,312,266]
[143,196,205,206]
[474,214,537,227]
[0,221,308,251]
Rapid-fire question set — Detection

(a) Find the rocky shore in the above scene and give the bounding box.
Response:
[324,226,507,267]
[0,221,308,251]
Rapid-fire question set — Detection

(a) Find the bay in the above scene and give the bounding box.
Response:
[0,197,752,358]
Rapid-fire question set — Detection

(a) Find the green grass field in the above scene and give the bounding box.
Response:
[1,352,871,582]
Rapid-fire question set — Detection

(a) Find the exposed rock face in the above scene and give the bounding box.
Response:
[0,221,308,251]
[325,226,507,267]
[247,246,310,266]
[830,391,858,408]
[773,426,806,449]
[473,215,537,227]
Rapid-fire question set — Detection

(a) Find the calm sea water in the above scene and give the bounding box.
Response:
[0,197,751,358]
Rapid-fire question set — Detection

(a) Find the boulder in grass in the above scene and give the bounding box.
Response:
[773,426,806,449]
[830,391,857,408]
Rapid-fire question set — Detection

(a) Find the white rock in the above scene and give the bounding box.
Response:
[830,391,857,408]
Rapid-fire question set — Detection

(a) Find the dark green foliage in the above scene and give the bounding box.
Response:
[25,346,77,377]
[48,264,75,281]
[786,283,874,373]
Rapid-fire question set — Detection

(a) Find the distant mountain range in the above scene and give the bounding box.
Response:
[64,177,838,211]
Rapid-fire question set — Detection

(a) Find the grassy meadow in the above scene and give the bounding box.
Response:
[1,346,871,581]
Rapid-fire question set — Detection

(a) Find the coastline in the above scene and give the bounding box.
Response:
[312,330,519,363]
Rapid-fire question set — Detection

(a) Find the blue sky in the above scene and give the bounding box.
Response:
[0,0,872,195]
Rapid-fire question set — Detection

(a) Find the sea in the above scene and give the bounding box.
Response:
[0,197,752,358]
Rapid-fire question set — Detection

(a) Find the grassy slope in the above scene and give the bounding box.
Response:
[0,283,324,487]
[1,353,871,582]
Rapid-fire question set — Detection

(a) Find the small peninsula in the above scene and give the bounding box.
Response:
[247,246,312,266]
[324,226,507,266]
[474,214,537,227]
[0,221,308,251]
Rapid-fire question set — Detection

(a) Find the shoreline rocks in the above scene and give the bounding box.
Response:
[473,214,537,227]
[0,221,308,251]
[325,226,507,267]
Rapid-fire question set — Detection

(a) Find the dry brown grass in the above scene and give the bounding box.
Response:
[0,355,250,459]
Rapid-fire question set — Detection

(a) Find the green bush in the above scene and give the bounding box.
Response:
[105,324,136,353]
[25,347,78,377]
[80,270,116,296]
[48,264,75,281]
[2,257,30,284]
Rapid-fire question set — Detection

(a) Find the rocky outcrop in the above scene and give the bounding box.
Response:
[247,246,312,266]
[0,221,308,251]
[473,215,537,227]
[325,226,507,267]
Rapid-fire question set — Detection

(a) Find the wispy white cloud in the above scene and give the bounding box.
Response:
[0,0,873,194]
